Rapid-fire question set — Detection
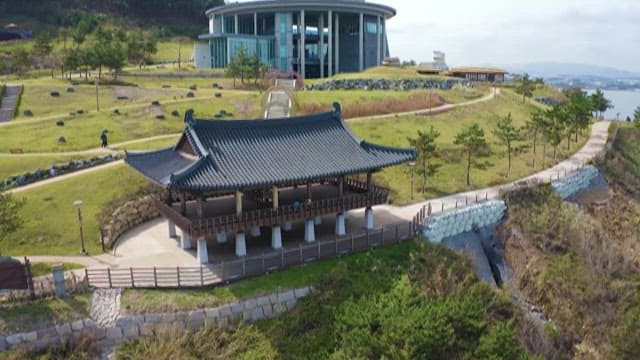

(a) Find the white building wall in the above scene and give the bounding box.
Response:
[194,41,211,69]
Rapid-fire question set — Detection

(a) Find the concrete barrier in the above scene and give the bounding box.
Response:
[551,165,599,199]
[420,201,507,243]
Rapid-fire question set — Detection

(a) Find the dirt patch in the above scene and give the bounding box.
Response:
[111,86,183,104]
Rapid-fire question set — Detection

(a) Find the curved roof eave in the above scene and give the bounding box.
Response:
[205,1,396,18]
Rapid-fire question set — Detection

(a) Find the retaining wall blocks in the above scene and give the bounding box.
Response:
[420,201,507,244]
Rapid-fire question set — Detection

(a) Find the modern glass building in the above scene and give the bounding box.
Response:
[195,0,396,79]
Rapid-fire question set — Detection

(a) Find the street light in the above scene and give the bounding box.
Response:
[74,200,87,256]
[408,161,416,200]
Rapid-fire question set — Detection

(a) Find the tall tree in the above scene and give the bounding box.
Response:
[454,123,487,186]
[565,88,593,145]
[634,106,640,122]
[9,47,31,76]
[590,89,612,120]
[407,126,440,193]
[33,31,53,59]
[515,73,535,103]
[543,106,566,162]
[0,193,24,255]
[525,109,546,169]
[492,113,523,178]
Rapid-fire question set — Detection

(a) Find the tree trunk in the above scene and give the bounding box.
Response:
[553,145,557,161]
[507,141,512,178]
[532,131,537,169]
[542,140,547,168]
[466,150,472,186]
[567,134,571,150]
[421,155,427,194]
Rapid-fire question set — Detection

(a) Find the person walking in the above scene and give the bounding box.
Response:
[100,130,108,148]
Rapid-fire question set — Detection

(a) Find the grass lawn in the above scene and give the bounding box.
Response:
[305,66,461,84]
[29,262,86,277]
[2,164,149,256]
[0,154,101,179]
[121,241,417,314]
[111,135,181,151]
[347,89,590,204]
[0,293,91,336]
[0,93,262,153]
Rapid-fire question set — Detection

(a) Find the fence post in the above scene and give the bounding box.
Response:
[177,267,181,288]
[153,267,157,288]
[200,266,204,286]
[130,267,135,288]
[107,268,112,288]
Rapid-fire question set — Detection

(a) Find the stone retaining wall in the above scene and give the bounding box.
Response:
[420,201,507,244]
[551,165,599,199]
[101,195,160,248]
[0,286,311,353]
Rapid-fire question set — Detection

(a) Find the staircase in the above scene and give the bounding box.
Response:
[0,84,22,122]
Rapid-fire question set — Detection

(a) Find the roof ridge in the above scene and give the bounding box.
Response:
[169,153,210,188]
[192,110,334,128]
[124,146,174,158]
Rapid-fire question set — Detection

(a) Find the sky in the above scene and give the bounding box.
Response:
[377,0,640,72]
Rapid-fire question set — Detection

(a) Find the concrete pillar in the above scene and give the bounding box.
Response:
[314,215,322,225]
[254,12,258,36]
[52,264,66,297]
[335,212,346,236]
[197,239,208,264]
[377,16,381,64]
[216,231,228,244]
[235,190,243,215]
[381,18,386,58]
[251,225,261,237]
[234,14,239,35]
[283,220,293,231]
[359,12,364,72]
[319,13,324,78]
[272,185,279,209]
[335,13,340,73]
[304,219,315,243]
[181,232,192,250]
[365,207,374,230]
[300,9,305,80]
[235,232,247,257]
[271,226,282,250]
[328,10,333,77]
[168,220,177,238]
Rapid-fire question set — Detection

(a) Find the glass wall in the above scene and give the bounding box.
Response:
[277,13,289,71]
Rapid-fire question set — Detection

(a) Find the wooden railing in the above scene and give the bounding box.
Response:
[85,222,413,289]
[152,197,193,234]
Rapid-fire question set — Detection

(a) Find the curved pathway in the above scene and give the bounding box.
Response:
[0,84,21,122]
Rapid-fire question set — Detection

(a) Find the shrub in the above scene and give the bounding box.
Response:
[50,91,60,97]
[186,92,194,98]
[56,120,65,126]
[156,114,165,120]
[66,87,75,93]
[215,92,222,98]
[171,110,180,117]
[23,109,33,116]
[189,84,197,90]
[151,100,160,106]
[298,93,445,118]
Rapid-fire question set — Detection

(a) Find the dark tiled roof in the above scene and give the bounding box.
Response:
[126,109,416,192]
[125,147,196,186]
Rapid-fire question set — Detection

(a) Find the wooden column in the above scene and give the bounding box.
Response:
[196,195,204,219]
[180,192,187,216]
[306,182,312,203]
[235,190,243,216]
[272,185,279,209]
[338,176,344,198]
[367,172,373,192]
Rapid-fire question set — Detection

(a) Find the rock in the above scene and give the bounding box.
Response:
[106,327,123,340]
[66,87,75,93]
[155,114,165,120]
[186,91,195,98]
[5,334,22,346]
[56,120,65,127]
[57,136,66,144]
[55,324,72,336]
[23,109,33,116]
[22,331,37,342]
[151,100,160,106]
[171,110,180,117]
[77,109,85,114]
[50,91,60,97]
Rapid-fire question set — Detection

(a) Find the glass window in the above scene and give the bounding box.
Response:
[365,22,377,34]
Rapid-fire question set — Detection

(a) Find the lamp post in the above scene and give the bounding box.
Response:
[74,200,87,255]
[408,161,416,200]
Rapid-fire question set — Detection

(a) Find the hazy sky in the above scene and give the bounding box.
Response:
[377,0,640,71]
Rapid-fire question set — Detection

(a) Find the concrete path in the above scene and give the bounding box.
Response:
[263,79,295,119]
[0,84,21,122]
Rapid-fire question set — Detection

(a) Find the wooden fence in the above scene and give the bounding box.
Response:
[85,222,413,289]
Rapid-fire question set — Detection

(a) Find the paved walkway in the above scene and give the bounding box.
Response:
[264,79,295,119]
[0,84,21,122]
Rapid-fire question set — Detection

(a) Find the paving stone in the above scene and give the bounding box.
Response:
[262,305,274,318]
[22,331,37,342]
[294,287,310,298]
[122,325,140,338]
[144,313,161,323]
[106,327,123,340]
[243,298,257,310]
[251,307,264,321]
[256,296,270,306]
[55,323,72,336]
[277,290,295,303]
[71,320,85,331]
[5,334,22,345]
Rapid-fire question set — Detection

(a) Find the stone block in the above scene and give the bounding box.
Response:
[22,331,37,342]
[55,323,72,336]
[243,310,252,321]
[204,308,220,319]
[34,338,54,351]
[106,327,123,340]
[204,315,218,327]
[243,298,257,311]
[5,334,22,346]
[231,302,244,315]
[294,287,310,298]
[268,293,279,304]
[262,305,274,318]
[273,303,286,315]
[83,319,97,330]
[94,327,107,340]
[115,316,131,328]
[140,323,155,337]
[256,296,270,307]
[188,310,205,322]
[37,328,57,340]
[219,305,231,318]
[187,318,204,331]
[161,313,176,322]
[277,290,295,303]
[176,311,190,322]
[71,320,84,331]
[251,307,264,321]
[131,315,145,325]
[285,299,297,311]
[144,313,162,323]
[123,325,140,339]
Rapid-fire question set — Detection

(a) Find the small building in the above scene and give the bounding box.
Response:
[446,67,507,83]
[195,0,396,79]
[125,104,415,264]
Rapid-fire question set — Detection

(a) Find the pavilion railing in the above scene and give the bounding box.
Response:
[85,221,414,289]
[153,197,193,233]
[190,183,390,237]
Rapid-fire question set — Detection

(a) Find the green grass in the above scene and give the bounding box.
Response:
[0,293,91,336]
[121,243,409,314]
[0,93,261,153]
[3,164,149,256]
[29,262,85,277]
[305,66,460,84]
[111,135,181,151]
[347,89,589,204]
[0,154,98,179]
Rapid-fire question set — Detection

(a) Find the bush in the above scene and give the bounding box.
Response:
[50,91,60,97]
[56,120,65,126]
[151,100,160,106]
[215,92,222,98]
[23,109,33,116]
[189,84,197,90]
[171,110,180,117]
[155,114,165,120]
[186,91,194,98]
[66,87,75,93]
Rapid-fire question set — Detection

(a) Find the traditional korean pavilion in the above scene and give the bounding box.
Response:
[125,104,415,263]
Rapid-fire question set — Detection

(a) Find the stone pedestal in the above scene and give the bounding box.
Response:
[168,221,177,238]
[335,212,346,236]
[364,207,374,230]
[181,233,192,250]
[52,264,66,298]
[314,215,322,225]
[197,239,209,264]
[236,233,247,257]
[271,226,282,250]
[304,219,315,243]
[250,226,261,237]
[216,231,228,244]
[283,221,292,231]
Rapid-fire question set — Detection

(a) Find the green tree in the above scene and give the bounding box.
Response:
[226,45,251,87]
[525,109,546,169]
[492,113,523,178]
[634,106,640,122]
[515,73,535,103]
[33,31,53,58]
[590,88,612,119]
[475,320,526,360]
[564,88,593,146]
[454,123,487,186]
[0,193,24,255]
[9,47,31,76]
[543,105,567,162]
[407,126,440,193]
